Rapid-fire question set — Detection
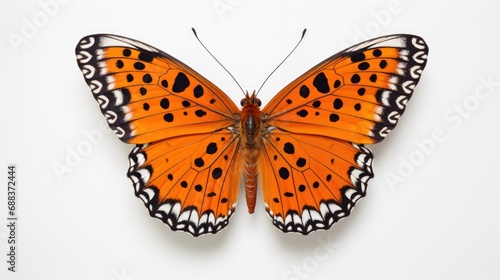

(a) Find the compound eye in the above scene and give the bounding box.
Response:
[254,98,262,107]
[240,99,247,106]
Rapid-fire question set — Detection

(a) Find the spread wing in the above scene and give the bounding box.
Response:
[259,34,429,234]
[76,34,243,236]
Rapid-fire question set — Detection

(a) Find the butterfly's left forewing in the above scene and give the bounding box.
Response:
[75,34,239,144]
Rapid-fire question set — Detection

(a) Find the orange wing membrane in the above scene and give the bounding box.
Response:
[259,132,373,233]
[76,34,242,236]
[75,34,239,144]
[260,34,428,234]
[76,33,428,236]
[264,35,428,144]
[128,132,242,236]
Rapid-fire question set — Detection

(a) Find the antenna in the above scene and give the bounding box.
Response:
[256,28,307,97]
[191,28,245,95]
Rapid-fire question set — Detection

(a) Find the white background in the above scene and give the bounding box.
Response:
[1,0,500,279]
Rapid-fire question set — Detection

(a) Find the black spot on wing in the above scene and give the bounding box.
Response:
[172,72,190,93]
[312,72,330,93]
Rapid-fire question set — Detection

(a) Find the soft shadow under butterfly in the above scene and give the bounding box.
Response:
[75,31,428,236]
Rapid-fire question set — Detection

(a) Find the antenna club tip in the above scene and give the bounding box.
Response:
[191,28,198,36]
[302,28,307,37]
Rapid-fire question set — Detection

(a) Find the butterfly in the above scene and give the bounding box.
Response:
[75,32,428,236]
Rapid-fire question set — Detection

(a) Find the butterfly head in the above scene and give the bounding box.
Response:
[240,91,262,108]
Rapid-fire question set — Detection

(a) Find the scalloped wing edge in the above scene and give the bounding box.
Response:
[266,143,373,235]
[127,144,236,236]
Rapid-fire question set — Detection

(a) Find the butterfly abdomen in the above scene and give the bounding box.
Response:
[242,149,259,214]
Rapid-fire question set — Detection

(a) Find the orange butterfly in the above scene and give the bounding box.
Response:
[75,32,428,236]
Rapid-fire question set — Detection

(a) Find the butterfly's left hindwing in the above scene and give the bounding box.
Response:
[128,132,242,236]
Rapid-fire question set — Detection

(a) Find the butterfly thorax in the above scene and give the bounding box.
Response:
[240,95,263,148]
[239,91,264,213]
